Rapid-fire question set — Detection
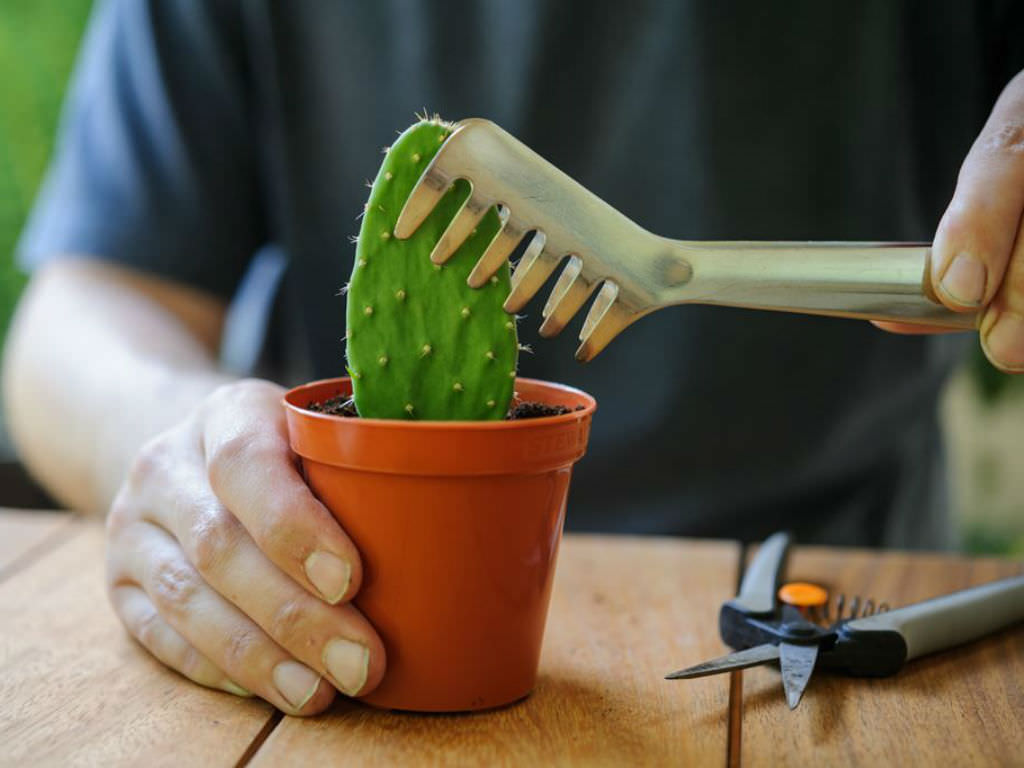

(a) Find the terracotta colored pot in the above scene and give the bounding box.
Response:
[283,377,596,712]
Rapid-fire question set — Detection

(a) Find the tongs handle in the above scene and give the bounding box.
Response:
[665,241,979,330]
[845,573,1024,662]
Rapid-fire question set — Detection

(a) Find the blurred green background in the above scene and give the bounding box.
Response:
[0,1,92,348]
[0,2,1021,553]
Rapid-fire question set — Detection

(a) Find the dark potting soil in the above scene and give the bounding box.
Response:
[506,401,583,420]
[305,394,583,420]
[306,395,359,417]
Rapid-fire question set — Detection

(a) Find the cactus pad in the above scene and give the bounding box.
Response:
[345,119,518,420]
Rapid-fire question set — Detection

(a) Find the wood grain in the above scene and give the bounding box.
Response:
[0,523,274,768]
[741,548,1024,767]
[4,513,1019,767]
[249,535,740,767]
[0,510,73,576]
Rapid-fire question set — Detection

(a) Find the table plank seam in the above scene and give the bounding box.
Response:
[0,516,85,586]
[4,523,1015,766]
[240,536,742,766]
[234,711,284,767]
[726,541,747,768]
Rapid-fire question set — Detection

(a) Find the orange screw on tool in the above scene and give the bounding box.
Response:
[778,582,829,612]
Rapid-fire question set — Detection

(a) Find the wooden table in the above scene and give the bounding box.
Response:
[0,509,1021,767]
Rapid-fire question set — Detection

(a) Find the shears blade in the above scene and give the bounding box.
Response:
[665,643,780,680]
[779,641,818,709]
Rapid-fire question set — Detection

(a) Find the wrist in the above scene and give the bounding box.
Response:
[93,364,238,514]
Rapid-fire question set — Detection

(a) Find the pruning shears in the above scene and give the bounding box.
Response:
[666,532,1024,709]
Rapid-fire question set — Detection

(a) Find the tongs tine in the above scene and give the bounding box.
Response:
[394,118,654,361]
[396,119,979,362]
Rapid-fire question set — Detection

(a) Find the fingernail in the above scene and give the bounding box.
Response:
[983,311,1024,371]
[323,637,370,696]
[273,660,321,710]
[940,252,986,307]
[221,680,252,697]
[304,551,351,604]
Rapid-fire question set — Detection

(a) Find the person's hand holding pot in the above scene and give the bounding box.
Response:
[105,378,386,714]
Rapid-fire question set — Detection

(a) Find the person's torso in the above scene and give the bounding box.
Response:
[233,0,1018,545]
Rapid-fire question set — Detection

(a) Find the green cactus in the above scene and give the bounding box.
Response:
[345,118,518,420]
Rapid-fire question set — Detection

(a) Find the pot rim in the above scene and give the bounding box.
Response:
[283,376,597,430]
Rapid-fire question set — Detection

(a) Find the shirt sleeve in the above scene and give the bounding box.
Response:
[16,0,265,299]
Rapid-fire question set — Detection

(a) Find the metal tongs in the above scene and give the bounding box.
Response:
[394,118,978,361]
[666,532,1024,709]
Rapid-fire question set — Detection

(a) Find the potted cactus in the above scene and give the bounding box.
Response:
[344,118,518,419]
[283,118,596,712]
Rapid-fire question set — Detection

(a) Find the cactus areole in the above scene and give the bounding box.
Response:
[345,119,518,420]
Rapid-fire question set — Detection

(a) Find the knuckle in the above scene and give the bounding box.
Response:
[939,198,1003,262]
[188,505,242,577]
[127,437,173,490]
[937,198,978,245]
[178,644,219,687]
[207,379,281,412]
[207,432,281,490]
[268,598,315,649]
[149,559,202,618]
[134,607,164,648]
[178,644,202,677]
[945,192,999,227]
[254,501,303,561]
[236,378,283,399]
[206,431,253,485]
[981,122,1024,156]
[106,492,137,537]
[198,384,232,419]
[222,627,262,671]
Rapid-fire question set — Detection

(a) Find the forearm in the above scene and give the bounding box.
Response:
[2,260,235,514]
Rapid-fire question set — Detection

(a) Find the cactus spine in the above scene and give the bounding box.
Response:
[345,118,518,420]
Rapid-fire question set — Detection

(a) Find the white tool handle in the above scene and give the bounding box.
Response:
[665,241,978,329]
[845,574,1024,661]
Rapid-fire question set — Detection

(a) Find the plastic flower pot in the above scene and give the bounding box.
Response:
[283,376,596,712]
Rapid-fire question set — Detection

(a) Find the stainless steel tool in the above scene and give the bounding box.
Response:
[394,118,978,361]
[665,532,1024,710]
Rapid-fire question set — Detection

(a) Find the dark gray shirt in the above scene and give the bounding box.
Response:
[20,0,1024,547]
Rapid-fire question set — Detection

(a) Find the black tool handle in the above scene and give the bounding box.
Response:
[732,532,790,615]
[844,573,1024,663]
